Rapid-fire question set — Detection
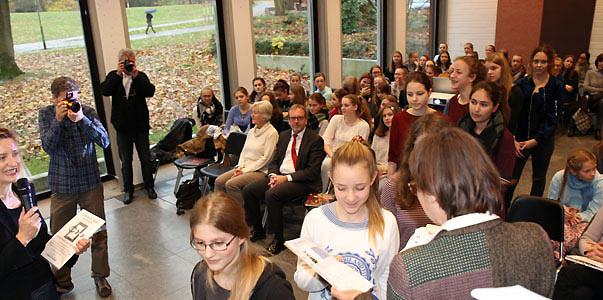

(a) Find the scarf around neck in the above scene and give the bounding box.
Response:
[458,110,506,154]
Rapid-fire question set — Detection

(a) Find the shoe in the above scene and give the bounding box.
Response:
[56,281,74,294]
[94,277,112,297]
[250,230,266,242]
[123,191,134,204]
[267,240,286,255]
[146,187,157,199]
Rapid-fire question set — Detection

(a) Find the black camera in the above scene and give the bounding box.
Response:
[63,91,81,113]
[124,59,134,73]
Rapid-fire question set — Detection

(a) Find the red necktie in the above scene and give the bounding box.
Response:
[291,133,298,171]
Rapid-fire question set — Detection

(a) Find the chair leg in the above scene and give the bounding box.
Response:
[261,208,268,229]
[174,167,183,195]
[200,176,210,195]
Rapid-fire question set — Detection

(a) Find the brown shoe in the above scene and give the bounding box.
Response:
[94,277,112,297]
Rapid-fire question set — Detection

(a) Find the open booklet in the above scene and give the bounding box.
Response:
[566,255,603,272]
[41,209,105,269]
[285,238,373,293]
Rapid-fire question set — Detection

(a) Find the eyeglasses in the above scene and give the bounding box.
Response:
[190,235,236,251]
[289,116,306,121]
[407,181,417,195]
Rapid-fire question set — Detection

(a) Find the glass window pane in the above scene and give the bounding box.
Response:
[406,0,432,58]
[252,1,311,95]
[1,0,107,192]
[342,0,378,78]
[125,0,223,141]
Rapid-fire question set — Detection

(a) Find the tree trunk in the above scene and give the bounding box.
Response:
[274,0,286,16]
[0,1,23,80]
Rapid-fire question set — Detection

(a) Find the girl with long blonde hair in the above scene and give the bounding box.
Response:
[190,192,294,299]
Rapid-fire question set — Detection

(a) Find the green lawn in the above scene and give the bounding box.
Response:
[10,4,213,44]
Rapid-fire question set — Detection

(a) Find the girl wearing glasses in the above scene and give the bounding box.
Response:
[388,128,556,298]
[190,192,294,300]
[295,140,399,299]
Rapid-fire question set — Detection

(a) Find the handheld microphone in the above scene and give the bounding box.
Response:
[16,178,37,211]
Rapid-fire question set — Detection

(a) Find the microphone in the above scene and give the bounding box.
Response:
[15,178,37,211]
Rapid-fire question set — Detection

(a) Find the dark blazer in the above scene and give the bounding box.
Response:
[100,70,156,132]
[268,128,325,192]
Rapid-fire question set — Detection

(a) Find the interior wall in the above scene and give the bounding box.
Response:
[540,0,596,58]
[590,0,603,59]
[445,0,498,59]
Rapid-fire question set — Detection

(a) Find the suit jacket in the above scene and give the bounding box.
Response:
[268,128,325,192]
[100,70,155,133]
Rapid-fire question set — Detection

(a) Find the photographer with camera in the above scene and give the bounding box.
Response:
[38,76,112,297]
[100,48,156,204]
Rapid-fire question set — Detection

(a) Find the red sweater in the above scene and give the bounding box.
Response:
[446,95,469,125]
[388,111,421,164]
[491,129,516,181]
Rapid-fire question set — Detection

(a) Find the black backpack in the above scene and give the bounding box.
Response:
[175,176,202,215]
[151,118,195,164]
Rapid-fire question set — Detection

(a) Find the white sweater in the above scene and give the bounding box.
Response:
[237,123,278,173]
[323,115,370,151]
[294,202,400,299]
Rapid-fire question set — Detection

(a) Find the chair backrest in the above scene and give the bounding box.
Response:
[221,132,247,166]
[506,195,564,243]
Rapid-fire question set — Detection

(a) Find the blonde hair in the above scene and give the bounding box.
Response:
[190,192,265,299]
[331,140,384,246]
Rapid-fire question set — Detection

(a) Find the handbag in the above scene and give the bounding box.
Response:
[175,177,202,215]
[572,108,591,134]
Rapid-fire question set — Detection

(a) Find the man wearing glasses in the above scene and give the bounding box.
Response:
[241,104,326,255]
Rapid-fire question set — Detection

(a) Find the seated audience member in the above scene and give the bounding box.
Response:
[342,76,361,96]
[0,128,90,299]
[424,64,440,80]
[386,51,405,82]
[446,56,485,124]
[406,51,420,72]
[215,101,278,204]
[273,79,291,112]
[380,114,448,250]
[190,192,294,299]
[560,55,580,131]
[314,72,333,102]
[259,92,284,133]
[584,53,603,139]
[433,42,448,62]
[242,105,325,255]
[553,206,603,300]
[464,42,474,56]
[289,83,307,106]
[548,149,603,224]
[370,64,384,79]
[359,73,373,103]
[223,87,252,135]
[484,52,523,135]
[390,66,409,108]
[552,56,563,78]
[194,87,223,128]
[388,72,439,174]
[511,54,527,83]
[380,95,398,112]
[295,140,399,300]
[289,72,308,95]
[328,88,348,120]
[321,94,371,191]
[372,103,400,175]
[372,80,391,118]
[417,55,429,72]
[576,52,592,84]
[484,44,496,58]
[436,50,451,75]
[249,77,267,103]
[388,128,556,299]
[458,81,515,182]
[307,93,329,136]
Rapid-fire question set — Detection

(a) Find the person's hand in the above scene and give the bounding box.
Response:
[331,287,368,300]
[269,175,287,188]
[232,168,242,178]
[74,238,91,255]
[67,107,84,123]
[565,85,574,93]
[55,101,68,122]
[16,207,41,246]
[565,207,581,226]
[518,139,538,153]
[361,87,371,97]
[514,139,524,158]
[585,242,603,263]
[117,61,125,76]
[129,61,139,78]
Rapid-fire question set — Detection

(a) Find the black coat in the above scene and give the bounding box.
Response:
[100,70,156,132]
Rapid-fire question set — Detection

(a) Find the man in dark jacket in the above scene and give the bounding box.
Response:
[242,104,325,255]
[100,48,156,204]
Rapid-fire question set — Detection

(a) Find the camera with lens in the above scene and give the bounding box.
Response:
[63,91,81,113]
[123,59,134,73]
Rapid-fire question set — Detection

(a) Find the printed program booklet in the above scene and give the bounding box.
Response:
[566,255,603,272]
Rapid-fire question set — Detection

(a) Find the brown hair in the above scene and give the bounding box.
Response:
[259,91,282,122]
[0,128,18,143]
[528,45,557,76]
[558,149,597,200]
[369,65,383,77]
[190,192,265,300]
[234,87,249,97]
[342,76,360,95]
[331,140,384,246]
[374,103,400,138]
[454,56,486,83]
[343,94,371,125]
[308,92,326,106]
[485,52,513,98]
[389,50,405,74]
[471,81,510,125]
[396,114,450,209]
[406,71,432,91]
[290,84,307,106]
[51,76,79,98]
[333,88,349,103]
[409,128,502,218]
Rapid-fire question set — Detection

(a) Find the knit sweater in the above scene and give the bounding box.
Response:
[387,219,556,299]
[294,202,399,300]
[548,170,603,222]
[579,206,603,254]
[237,123,278,173]
[322,115,370,152]
[584,69,603,95]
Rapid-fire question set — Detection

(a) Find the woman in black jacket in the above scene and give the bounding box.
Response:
[0,128,89,299]
[195,87,224,128]
[190,192,294,300]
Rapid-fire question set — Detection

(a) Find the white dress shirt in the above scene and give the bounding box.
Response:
[278,128,305,181]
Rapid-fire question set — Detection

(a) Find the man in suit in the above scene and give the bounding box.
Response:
[242,104,325,255]
[100,48,157,204]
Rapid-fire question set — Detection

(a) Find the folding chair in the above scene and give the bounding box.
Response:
[199,132,247,195]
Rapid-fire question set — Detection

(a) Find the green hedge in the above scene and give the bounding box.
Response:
[255,39,309,56]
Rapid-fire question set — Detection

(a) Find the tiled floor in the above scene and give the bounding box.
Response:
[36,130,598,299]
